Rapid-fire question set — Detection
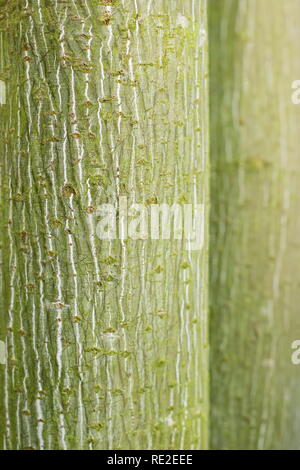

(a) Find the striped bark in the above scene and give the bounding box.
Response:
[209,0,300,450]
[0,0,209,450]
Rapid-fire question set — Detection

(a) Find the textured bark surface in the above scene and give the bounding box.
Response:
[209,0,300,450]
[0,0,209,450]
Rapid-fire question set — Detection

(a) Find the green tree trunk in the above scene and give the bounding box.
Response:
[0,0,209,450]
[209,0,300,450]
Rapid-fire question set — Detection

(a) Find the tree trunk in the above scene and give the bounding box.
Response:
[209,0,300,450]
[0,0,209,450]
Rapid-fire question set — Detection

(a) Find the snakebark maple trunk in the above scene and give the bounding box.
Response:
[209,0,300,450]
[0,0,209,450]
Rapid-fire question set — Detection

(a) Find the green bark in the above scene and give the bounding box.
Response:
[0,0,209,450]
[209,0,300,450]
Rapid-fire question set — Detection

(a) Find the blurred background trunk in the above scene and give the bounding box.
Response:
[209,0,300,450]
